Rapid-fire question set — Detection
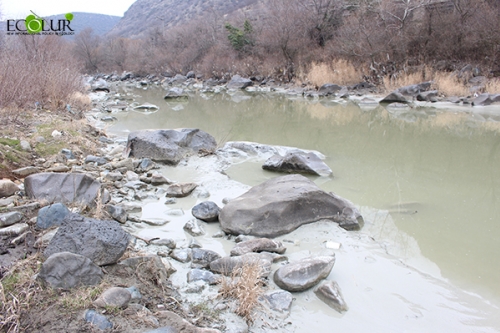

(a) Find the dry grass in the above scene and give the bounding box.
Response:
[0,254,42,333]
[432,71,470,97]
[218,262,263,323]
[485,79,500,94]
[382,68,430,92]
[306,59,362,86]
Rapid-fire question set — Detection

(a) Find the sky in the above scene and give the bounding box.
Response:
[1,0,137,19]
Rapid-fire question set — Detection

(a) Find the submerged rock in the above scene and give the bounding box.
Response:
[125,128,217,164]
[209,253,274,277]
[262,151,332,177]
[219,174,363,237]
[380,91,411,104]
[164,87,188,100]
[261,290,293,313]
[273,255,335,292]
[166,183,198,198]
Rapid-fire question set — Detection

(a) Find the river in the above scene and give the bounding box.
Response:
[106,85,500,332]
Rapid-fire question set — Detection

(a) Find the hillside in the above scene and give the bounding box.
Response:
[108,0,259,38]
[50,12,121,38]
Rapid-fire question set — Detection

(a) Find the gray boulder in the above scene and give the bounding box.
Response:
[0,211,23,228]
[379,91,410,104]
[397,82,432,96]
[274,255,335,292]
[472,93,500,106]
[231,238,286,256]
[262,151,333,177]
[170,248,192,263]
[227,75,253,89]
[315,280,348,313]
[318,83,342,96]
[44,214,129,266]
[191,248,222,268]
[38,252,103,289]
[24,173,100,206]
[91,79,110,93]
[191,201,220,222]
[125,129,217,164]
[219,174,363,237]
[36,203,70,229]
[0,179,19,198]
[416,90,439,102]
[166,183,198,197]
[164,87,188,100]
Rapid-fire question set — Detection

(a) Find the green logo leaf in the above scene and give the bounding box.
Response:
[65,13,73,21]
[25,14,43,34]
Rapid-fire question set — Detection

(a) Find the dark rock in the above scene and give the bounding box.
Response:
[210,253,274,277]
[94,287,131,308]
[44,214,129,266]
[187,269,219,284]
[262,290,293,313]
[262,151,332,177]
[416,90,439,102]
[0,180,19,198]
[0,211,23,228]
[186,71,195,79]
[85,155,108,165]
[273,255,335,292]
[227,75,253,89]
[134,103,159,111]
[318,83,342,96]
[315,280,348,313]
[25,173,100,205]
[171,74,187,83]
[397,82,432,96]
[166,183,198,197]
[164,87,188,100]
[231,238,286,256]
[38,252,103,289]
[60,149,76,160]
[191,201,220,222]
[380,91,410,104]
[138,158,155,172]
[219,174,363,237]
[170,248,192,263]
[352,82,375,90]
[105,205,128,223]
[125,129,217,164]
[36,203,70,229]
[84,309,113,330]
[191,248,222,268]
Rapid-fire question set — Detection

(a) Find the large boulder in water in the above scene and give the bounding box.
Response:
[262,151,332,177]
[219,174,363,238]
[24,173,100,205]
[125,129,217,164]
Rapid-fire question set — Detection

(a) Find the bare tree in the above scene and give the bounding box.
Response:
[73,28,102,72]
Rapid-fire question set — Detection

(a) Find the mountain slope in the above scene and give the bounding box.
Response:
[108,0,259,38]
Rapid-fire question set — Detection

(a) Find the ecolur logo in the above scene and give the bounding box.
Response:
[6,11,75,36]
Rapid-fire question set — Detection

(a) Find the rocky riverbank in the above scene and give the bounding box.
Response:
[1,76,500,333]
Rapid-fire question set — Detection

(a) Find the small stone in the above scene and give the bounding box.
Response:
[191,248,222,268]
[273,255,335,292]
[36,203,70,229]
[84,309,113,330]
[34,228,58,248]
[0,211,23,228]
[314,281,348,313]
[170,248,192,263]
[104,172,123,182]
[51,130,62,138]
[164,198,177,205]
[138,158,155,172]
[60,149,75,160]
[85,155,108,166]
[193,186,210,199]
[262,290,293,313]
[231,238,286,256]
[188,238,202,248]
[94,287,132,308]
[165,208,184,216]
[212,231,225,238]
[151,172,173,186]
[184,219,205,237]
[187,269,219,284]
[191,201,220,222]
[105,205,128,223]
[125,286,142,301]
[0,223,29,236]
[112,158,134,171]
[166,183,197,198]
[151,238,176,249]
[12,166,39,177]
[125,171,139,181]
[0,180,19,198]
